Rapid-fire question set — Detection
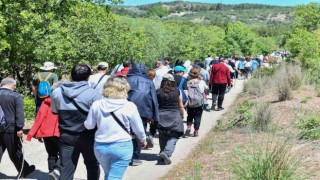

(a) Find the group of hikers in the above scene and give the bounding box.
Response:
[0,54,263,180]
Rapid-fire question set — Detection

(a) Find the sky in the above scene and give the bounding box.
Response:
[121,0,320,6]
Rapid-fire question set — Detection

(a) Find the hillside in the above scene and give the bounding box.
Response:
[113,1,294,28]
[112,2,294,36]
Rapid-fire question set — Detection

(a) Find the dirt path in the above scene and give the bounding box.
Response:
[0,80,244,180]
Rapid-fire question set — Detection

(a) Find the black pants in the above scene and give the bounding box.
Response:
[211,83,227,108]
[132,117,150,160]
[59,132,99,180]
[143,120,158,137]
[43,136,60,172]
[0,132,32,174]
[186,107,203,131]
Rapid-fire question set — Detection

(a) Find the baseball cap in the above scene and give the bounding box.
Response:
[174,66,187,73]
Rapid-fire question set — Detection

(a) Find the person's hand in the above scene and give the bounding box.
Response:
[37,137,44,143]
[148,119,154,124]
[141,140,147,149]
[17,130,23,138]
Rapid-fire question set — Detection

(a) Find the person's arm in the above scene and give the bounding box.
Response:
[150,82,160,122]
[226,68,231,87]
[50,90,59,114]
[32,74,39,98]
[178,90,184,120]
[84,105,97,130]
[15,94,25,133]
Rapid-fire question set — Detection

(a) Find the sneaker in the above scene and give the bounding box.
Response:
[48,169,60,180]
[217,107,224,111]
[20,165,35,178]
[129,159,142,166]
[210,105,216,111]
[194,131,199,137]
[184,127,191,136]
[146,135,154,148]
[159,152,171,165]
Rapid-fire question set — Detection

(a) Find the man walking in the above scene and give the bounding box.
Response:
[210,58,231,111]
[127,63,159,165]
[0,77,35,178]
[51,64,102,180]
[32,62,59,114]
[88,62,109,94]
[154,59,170,89]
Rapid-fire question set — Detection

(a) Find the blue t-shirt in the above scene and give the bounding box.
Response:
[238,60,245,70]
[252,60,259,71]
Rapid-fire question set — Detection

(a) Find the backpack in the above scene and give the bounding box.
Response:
[0,104,6,132]
[187,80,204,108]
[178,77,188,104]
[37,72,52,99]
[0,91,8,132]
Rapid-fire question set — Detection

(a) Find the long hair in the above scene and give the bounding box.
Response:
[160,80,177,100]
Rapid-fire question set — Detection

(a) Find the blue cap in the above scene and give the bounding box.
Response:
[174,66,187,73]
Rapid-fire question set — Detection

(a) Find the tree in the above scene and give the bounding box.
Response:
[294,3,320,32]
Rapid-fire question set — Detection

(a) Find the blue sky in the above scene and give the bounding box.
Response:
[122,0,320,6]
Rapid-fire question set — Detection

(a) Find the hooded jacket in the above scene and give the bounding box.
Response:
[51,81,103,134]
[127,63,159,121]
[27,98,59,140]
[84,98,146,143]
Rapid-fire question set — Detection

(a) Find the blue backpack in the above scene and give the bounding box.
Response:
[37,72,52,99]
[178,77,188,104]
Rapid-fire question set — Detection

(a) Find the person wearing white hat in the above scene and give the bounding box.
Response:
[88,62,110,94]
[32,62,59,114]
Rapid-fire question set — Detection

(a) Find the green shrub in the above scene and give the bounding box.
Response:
[274,68,292,101]
[253,67,278,77]
[24,96,36,122]
[296,115,320,140]
[243,76,269,97]
[286,65,304,91]
[252,102,272,132]
[231,140,306,180]
[230,101,254,127]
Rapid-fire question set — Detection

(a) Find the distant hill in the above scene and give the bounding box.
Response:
[113,1,294,31]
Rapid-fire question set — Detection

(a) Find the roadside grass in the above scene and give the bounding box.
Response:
[163,65,319,179]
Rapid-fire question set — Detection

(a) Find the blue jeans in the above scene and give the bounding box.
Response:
[94,141,133,180]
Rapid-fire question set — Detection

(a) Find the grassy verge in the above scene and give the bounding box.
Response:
[163,64,319,179]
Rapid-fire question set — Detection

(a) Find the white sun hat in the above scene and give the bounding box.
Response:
[40,62,57,71]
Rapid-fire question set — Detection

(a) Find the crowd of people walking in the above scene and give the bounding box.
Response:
[0,54,265,179]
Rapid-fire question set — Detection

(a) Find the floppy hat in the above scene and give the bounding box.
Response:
[162,73,175,82]
[40,62,57,71]
[97,62,109,68]
[174,66,187,73]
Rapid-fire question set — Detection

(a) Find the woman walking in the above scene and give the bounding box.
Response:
[84,76,146,179]
[156,73,184,165]
[185,68,207,137]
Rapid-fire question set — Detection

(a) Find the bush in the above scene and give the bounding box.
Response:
[274,68,292,101]
[252,102,272,132]
[243,76,269,97]
[231,140,306,180]
[253,67,278,77]
[286,65,304,91]
[296,115,320,140]
[228,101,254,128]
[24,96,36,122]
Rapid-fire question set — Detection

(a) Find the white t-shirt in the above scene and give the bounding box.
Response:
[88,73,110,94]
[245,61,252,68]
[154,66,170,89]
[199,80,208,93]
